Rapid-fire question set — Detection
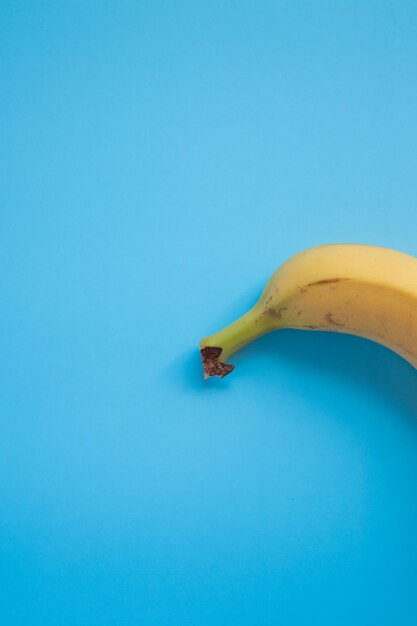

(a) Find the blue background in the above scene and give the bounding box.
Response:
[1,1,417,624]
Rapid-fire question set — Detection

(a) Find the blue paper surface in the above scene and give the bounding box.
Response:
[1,1,417,624]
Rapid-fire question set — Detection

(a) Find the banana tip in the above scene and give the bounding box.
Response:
[200,346,235,379]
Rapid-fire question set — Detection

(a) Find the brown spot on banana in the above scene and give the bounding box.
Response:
[265,306,287,320]
[324,312,345,326]
[307,278,349,287]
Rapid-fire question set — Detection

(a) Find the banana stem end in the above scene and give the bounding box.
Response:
[200,346,235,379]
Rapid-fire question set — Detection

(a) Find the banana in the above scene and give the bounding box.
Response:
[199,244,417,378]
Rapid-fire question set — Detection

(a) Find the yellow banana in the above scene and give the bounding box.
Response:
[199,244,417,378]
